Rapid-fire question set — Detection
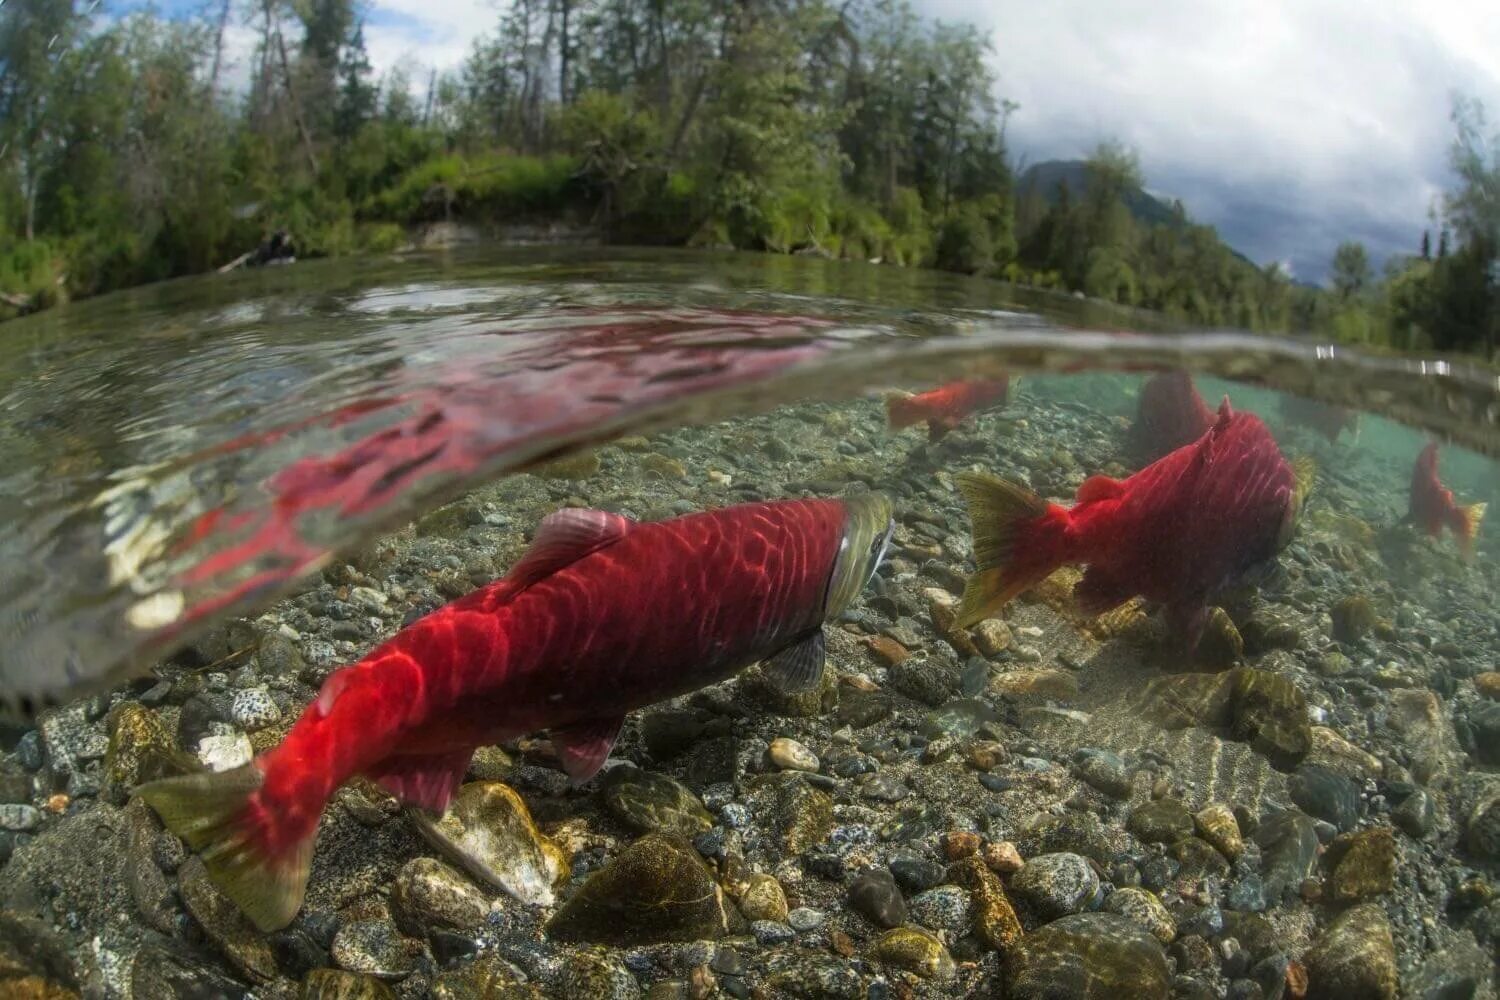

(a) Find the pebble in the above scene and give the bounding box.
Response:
[1194,803,1244,861]
[872,926,955,980]
[1128,798,1195,843]
[738,873,789,923]
[907,885,972,933]
[973,619,1013,656]
[0,804,40,832]
[848,868,908,928]
[196,731,253,772]
[603,767,714,838]
[1328,827,1397,901]
[1393,788,1436,840]
[858,772,911,802]
[889,854,946,894]
[228,687,281,731]
[751,920,796,946]
[941,830,981,860]
[983,840,1024,874]
[1074,748,1132,798]
[767,738,819,773]
[788,907,825,931]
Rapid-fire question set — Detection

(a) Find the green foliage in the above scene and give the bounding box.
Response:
[1331,241,1372,301]
[934,213,992,274]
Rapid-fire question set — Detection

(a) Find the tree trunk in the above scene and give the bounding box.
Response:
[208,0,232,96]
[265,0,320,177]
[558,0,571,105]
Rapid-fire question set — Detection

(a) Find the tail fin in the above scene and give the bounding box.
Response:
[136,765,312,932]
[954,471,1068,627]
[1452,501,1487,558]
[885,391,922,430]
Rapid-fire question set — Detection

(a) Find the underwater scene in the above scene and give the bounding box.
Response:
[1,249,1499,1000]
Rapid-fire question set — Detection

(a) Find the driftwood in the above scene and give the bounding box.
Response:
[217,250,255,274]
[0,291,30,310]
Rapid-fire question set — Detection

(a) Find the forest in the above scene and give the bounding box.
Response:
[0,0,1495,356]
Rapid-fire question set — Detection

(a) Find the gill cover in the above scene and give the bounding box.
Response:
[825,492,895,618]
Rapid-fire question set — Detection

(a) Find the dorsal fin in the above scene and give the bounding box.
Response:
[1076,474,1126,504]
[506,509,634,590]
[1214,396,1234,429]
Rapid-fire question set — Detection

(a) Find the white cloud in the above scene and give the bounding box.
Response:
[925,0,1500,276]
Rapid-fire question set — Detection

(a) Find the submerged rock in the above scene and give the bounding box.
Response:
[104,703,187,791]
[302,969,398,998]
[602,767,713,838]
[774,775,833,855]
[1010,852,1099,919]
[410,782,569,907]
[848,868,908,929]
[178,856,278,983]
[1102,887,1176,944]
[872,926,955,980]
[738,873,789,923]
[1303,903,1398,999]
[130,938,252,999]
[1128,799,1194,844]
[1227,668,1311,771]
[1005,913,1170,999]
[545,832,732,945]
[1255,810,1320,902]
[1327,827,1397,901]
[1193,803,1243,861]
[390,857,492,935]
[947,855,1023,952]
[331,919,421,981]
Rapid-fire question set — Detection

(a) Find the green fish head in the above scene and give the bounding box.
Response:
[825,492,895,618]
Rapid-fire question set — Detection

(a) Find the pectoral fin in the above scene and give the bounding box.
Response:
[551,716,625,784]
[763,631,826,693]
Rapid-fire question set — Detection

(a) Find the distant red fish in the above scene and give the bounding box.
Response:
[956,399,1313,646]
[1408,442,1486,557]
[140,494,894,930]
[886,376,1010,441]
[1278,394,1359,443]
[1127,371,1216,464]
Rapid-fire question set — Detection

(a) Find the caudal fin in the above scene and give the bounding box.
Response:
[954,471,1069,627]
[137,765,312,932]
[1453,501,1487,559]
[885,391,922,430]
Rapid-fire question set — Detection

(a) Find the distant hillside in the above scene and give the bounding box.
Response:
[1018,159,1265,273]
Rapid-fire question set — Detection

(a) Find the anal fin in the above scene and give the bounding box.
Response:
[763,631,826,693]
[365,749,473,814]
[551,716,624,785]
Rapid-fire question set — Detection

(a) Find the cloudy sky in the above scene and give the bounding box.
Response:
[126,0,1500,282]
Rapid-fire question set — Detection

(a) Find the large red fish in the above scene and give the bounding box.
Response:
[1126,371,1215,464]
[887,376,1011,442]
[956,399,1313,646]
[1408,442,1486,557]
[140,494,894,930]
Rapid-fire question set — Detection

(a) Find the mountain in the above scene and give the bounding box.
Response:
[1017,159,1272,275]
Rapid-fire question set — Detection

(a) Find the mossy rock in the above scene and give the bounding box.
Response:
[1005,913,1170,999]
[545,832,731,946]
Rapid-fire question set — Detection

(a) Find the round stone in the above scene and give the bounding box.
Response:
[1103,887,1176,944]
[1010,852,1100,920]
[229,687,282,732]
[767,738,819,773]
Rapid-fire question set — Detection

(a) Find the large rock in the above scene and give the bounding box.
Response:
[130,939,252,999]
[774,775,833,855]
[301,969,397,999]
[601,767,713,838]
[1255,810,1320,902]
[331,919,421,981]
[546,832,732,945]
[947,855,1023,952]
[1328,827,1397,901]
[1005,913,1170,999]
[1303,903,1398,999]
[1226,668,1311,771]
[124,798,177,934]
[409,782,569,906]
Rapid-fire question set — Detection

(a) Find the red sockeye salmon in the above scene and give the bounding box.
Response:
[139,493,894,930]
[955,398,1313,647]
[1409,441,1486,557]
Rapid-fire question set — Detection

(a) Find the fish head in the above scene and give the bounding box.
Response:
[825,492,896,618]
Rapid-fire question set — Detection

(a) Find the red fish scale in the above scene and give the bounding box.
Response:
[247,498,847,855]
[1409,442,1455,537]
[1065,407,1295,615]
